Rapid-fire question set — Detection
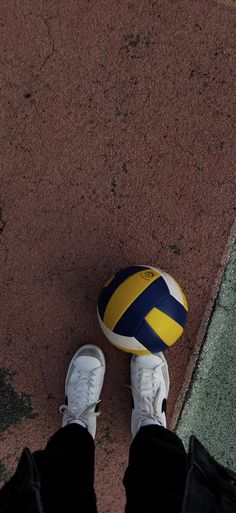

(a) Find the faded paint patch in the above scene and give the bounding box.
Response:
[0,368,37,432]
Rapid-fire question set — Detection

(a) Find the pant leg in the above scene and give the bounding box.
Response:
[33,423,97,513]
[123,425,187,513]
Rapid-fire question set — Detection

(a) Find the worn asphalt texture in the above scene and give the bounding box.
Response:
[0,1,236,511]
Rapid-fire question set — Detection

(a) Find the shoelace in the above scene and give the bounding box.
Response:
[127,361,165,422]
[59,401,101,422]
[59,368,101,422]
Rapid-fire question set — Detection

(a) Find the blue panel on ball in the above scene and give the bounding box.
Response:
[136,319,167,353]
[97,266,148,321]
[157,295,188,328]
[114,277,169,336]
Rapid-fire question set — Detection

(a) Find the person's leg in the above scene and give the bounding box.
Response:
[0,345,106,513]
[124,425,187,513]
[36,343,106,513]
[123,353,187,513]
[34,343,106,513]
[33,423,97,513]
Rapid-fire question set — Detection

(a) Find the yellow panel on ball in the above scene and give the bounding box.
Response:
[145,308,184,347]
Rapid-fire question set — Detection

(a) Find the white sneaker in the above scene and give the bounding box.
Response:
[59,344,106,438]
[130,352,170,437]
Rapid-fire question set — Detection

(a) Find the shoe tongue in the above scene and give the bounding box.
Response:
[75,356,101,372]
[138,354,163,369]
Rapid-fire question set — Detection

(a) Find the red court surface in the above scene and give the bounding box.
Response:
[0,0,236,511]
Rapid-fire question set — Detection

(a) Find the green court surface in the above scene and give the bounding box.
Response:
[177,240,236,471]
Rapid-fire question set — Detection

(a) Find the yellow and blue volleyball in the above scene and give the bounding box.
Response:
[97,265,188,355]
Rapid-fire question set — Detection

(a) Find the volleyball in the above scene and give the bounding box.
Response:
[97,265,188,355]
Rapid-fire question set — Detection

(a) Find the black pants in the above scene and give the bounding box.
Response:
[33,424,187,513]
